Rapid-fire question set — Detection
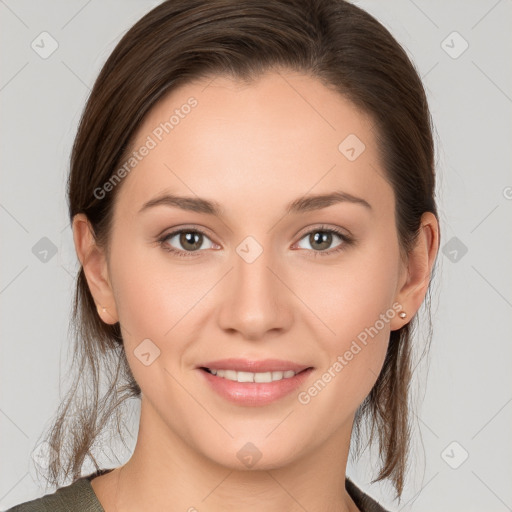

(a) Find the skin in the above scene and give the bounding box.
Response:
[73,69,439,512]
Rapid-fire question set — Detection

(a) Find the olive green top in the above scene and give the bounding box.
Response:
[7,468,390,511]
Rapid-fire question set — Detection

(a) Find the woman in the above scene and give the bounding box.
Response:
[9,0,440,510]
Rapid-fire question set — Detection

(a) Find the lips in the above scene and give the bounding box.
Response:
[196,358,314,406]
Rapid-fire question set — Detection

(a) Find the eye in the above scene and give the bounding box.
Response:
[294,226,354,257]
[158,227,216,257]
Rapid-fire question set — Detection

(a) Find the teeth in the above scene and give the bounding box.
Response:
[209,369,298,383]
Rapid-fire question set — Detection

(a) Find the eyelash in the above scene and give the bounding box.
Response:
[157,225,355,259]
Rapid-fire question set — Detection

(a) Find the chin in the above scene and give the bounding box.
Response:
[197,437,302,471]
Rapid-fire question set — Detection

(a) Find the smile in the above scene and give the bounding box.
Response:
[203,368,300,383]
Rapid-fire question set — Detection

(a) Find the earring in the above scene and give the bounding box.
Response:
[97,304,107,315]
[398,311,407,319]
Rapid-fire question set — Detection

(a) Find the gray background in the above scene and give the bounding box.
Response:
[1,1,511,510]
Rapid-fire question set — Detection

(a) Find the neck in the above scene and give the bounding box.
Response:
[111,398,359,512]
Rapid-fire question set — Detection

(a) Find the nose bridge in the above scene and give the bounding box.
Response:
[217,233,291,338]
[235,234,276,295]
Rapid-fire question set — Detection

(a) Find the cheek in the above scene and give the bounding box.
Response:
[294,236,400,344]
[292,237,399,405]
[108,240,220,400]
[110,237,207,339]
[108,243,200,400]
[296,274,395,429]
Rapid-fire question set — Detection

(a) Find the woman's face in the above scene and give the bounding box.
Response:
[94,70,411,469]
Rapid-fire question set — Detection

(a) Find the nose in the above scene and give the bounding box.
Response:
[216,241,294,341]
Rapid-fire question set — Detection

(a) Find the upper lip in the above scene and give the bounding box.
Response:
[198,358,312,373]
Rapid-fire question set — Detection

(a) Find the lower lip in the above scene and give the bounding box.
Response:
[198,368,314,406]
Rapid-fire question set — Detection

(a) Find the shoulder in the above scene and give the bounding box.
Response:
[346,477,391,512]
[6,472,107,512]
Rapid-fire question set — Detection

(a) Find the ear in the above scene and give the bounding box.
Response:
[72,213,119,325]
[390,211,439,331]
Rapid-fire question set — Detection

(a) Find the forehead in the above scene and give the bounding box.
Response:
[114,70,393,220]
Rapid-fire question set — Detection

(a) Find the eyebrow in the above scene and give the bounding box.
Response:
[138,190,372,217]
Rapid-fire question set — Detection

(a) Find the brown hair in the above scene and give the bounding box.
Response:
[39,0,439,501]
